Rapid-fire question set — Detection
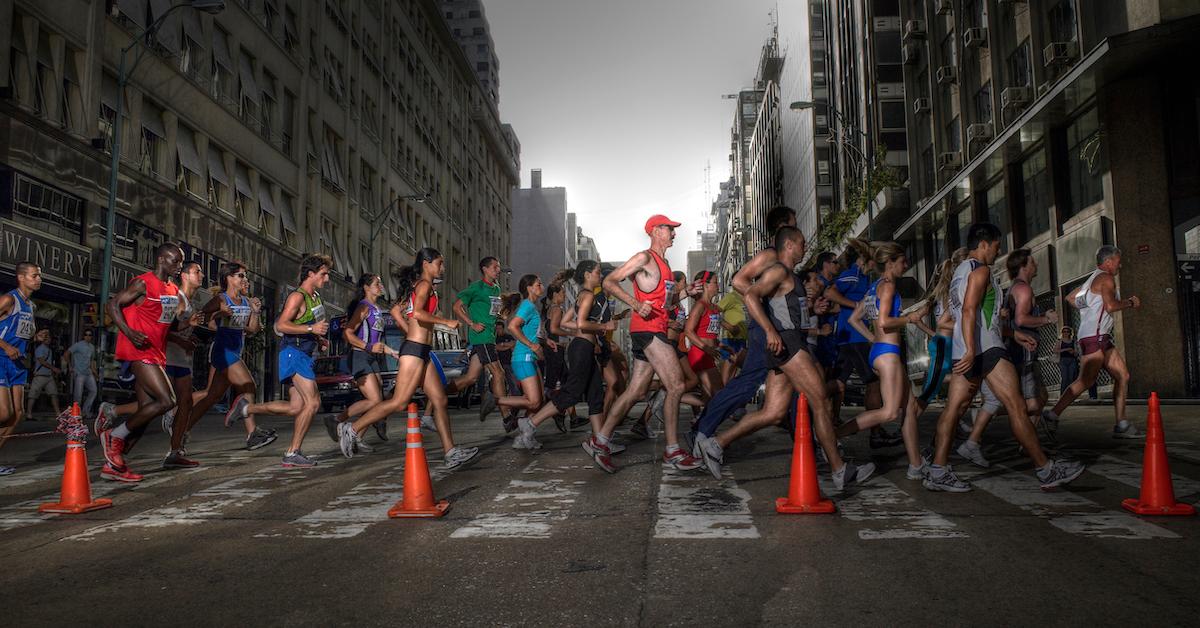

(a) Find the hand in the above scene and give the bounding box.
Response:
[532,343,544,360]
[953,350,975,376]
[446,319,461,330]
[819,323,833,337]
[317,337,329,352]
[370,342,385,354]
[1014,330,1037,352]
[704,346,721,360]
[636,301,653,318]
[3,345,18,361]
[128,329,150,349]
[250,297,263,313]
[687,280,704,297]
[546,339,558,352]
[605,320,618,332]
[614,309,631,321]
[1045,309,1058,324]
[189,311,205,327]
[766,330,783,355]
[219,301,233,318]
[813,297,830,315]
[384,346,399,358]
[311,320,329,336]
[1127,296,1141,309]
[1000,307,1011,320]
[668,320,684,332]
[470,322,485,332]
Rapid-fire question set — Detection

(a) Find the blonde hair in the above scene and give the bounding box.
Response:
[924,247,968,307]
[871,241,905,270]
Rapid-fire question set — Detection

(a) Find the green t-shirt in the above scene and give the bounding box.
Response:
[717,292,747,340]
[457,279,501,344]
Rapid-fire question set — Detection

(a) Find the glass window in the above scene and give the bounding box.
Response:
[975,81,992,126]
[985,183,1011,254]
[1007,40,1031,87]
[1021,149,1051,238]
[1048,0,1078,42]
[10,174,84,242]
[1064,107,1105,220]
[946,116,961,153]
[880,100,906,129]
[875,31,902,65]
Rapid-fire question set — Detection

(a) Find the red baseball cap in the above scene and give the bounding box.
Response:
[644,214,681,234]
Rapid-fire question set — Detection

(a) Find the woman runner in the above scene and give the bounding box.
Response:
[495,275,547,419]
[683,270,725,400]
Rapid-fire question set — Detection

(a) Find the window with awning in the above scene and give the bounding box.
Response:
[148,0,180,54]
[258,182,280,241]
[176,124,204,198]
[141,101,166,176]
[238,50,260,106]
[278,193,298,246]
[234,162,255,224]
[207,145,230,212]
[115,0,147,30]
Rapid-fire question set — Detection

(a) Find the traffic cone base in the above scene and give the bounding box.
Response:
[1121,498,1196,517]
[1123,392,1195,517]
[388,499,450,518]
[39,497,113,514]
[776,394,836,515]
[388,403,451,519]
[775,496,835,514]
[40,412,113,514]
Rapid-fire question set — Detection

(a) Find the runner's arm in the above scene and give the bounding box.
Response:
[0,294,15,358]
[272,292,308,335]
[507,309,538,352]
[548,304,574,336]
[731,250,776,296]
[1013,283,1055,328]
[602,251,650,311]
[683,302,707,348]
[410,282,458,328]
[1097,274,1138,313]
[106,278,148,346]
[342,303,370,351]
[246,298,263,334]
[847,300,873,340]
[743,267,784,333]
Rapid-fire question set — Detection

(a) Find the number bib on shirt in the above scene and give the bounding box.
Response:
[663,280,676,309]
[706,314,722,335]
[488,296,502,318]
[311,304,326,322]
[158,295,181,324]
[228,305,252,329]
[15,312,35,340]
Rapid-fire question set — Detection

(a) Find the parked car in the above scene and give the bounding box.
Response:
[314,355,356,413]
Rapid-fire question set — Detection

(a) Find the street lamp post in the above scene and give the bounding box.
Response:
[98,0,225,375]
[366,193,429,267]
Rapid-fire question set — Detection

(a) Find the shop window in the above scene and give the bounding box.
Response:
[1063,107,1105,221]
[11,174,85,242]
[1020,149,1051,239]
[211,27,236,107]
[140,102,167,178]
[985,182,1011,254]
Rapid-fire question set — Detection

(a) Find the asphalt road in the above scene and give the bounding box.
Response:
[2,402,1198,627]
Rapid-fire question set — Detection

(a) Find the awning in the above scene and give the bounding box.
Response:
[148,0,180,55]
[212,27,233,71]
[116,0,147,30]
[175,125,203,174]
[207,146,229,186]
[234,163,253,198]
[238,54,260,105]
[259,184,280,240]
[284,9,299,44]
[141,101,166,138]
[181,9,204,47]
[101,74,120,110]
[278,194,298,233]
[261,73,276,101]
[322,223,352,276]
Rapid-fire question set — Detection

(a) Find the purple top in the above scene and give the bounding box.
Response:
[357,300,384,347]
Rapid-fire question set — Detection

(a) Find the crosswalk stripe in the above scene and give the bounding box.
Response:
[654,466,759,539]
[450,460,586,539]
[0,465,66,490]
[822,476,969,540]
[1084,455,1200,502]
[959,465,1178,539]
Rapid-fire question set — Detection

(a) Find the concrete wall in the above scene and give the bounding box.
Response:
[509,186,568,291]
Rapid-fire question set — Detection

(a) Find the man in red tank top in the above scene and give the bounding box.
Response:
[584,214,703,473]
[98,243,190,483]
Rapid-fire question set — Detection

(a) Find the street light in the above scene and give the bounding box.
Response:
[366,193,430,266]
[98,0,225,374]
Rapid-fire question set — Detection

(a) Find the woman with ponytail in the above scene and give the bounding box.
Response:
[683,270,725,398]
[336,249,479,470]
[495,274,547,419]
[323,273,397,448]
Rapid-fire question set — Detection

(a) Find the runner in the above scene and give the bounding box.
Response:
[541,275,571,425]
[586,214,703,472]
[0,262,41,476]
[495,275,546,419]
[178,261,275,450]
[812,252,844,419]
[926,223,1083,491]
[695,227,874,489]
[322,273,398,447]
[225,254,331,467]
[516,260,614,448]
[959,248,1057,467]
[98,244,188,482]
[161,260,206,469]
[688,206,796,450]
[445,257,509,428]
[638,275,706,437]
[1043,245,1141,438]
[338,249,478,469]
[683,270,724,399]
[715,287,747,383]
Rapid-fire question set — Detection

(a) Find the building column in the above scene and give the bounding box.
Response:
[1103,73,1187,397]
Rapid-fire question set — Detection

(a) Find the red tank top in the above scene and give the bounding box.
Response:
[629,250,673,334]
[115,271,180,365]
[697,301,720,340]
[405,282,438,319]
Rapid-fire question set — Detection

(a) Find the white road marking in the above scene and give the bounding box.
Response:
[1084,455,1200,503]
[451,460,585,539]
[654,466,759,539]
[0,465,66,490]
[823,476,968,540]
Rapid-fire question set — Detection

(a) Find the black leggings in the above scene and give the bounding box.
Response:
[544,343,567,390]
[549,338,604,416]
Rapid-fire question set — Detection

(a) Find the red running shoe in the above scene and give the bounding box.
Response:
[163,450,200,469]
[101,462,143,483]
[663,447,704,471]
[99,429,127,469]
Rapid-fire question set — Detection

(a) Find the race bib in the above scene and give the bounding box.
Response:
[488,296,502,317]
[15,312,35,340]
[229,305,252,330]
[706,314,722,335]
[158,295,180,323]
[663,280,676,309]
[371,316,385,332]
[311,304,326,322]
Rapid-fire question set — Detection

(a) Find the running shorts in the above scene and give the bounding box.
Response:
[278,345,315,382]
[687,345,716,372]
[400,340,432,362]
[0,355,28,387]
[470,343,500,365]
[765,329,811,373]
[512,354,539,381]
[1079,334,1114,356]
[630,331,670,362]
[349,349,384,379]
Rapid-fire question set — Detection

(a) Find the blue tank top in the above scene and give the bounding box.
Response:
[356,300,383,347]
[863,278,901,324]
[215,293,251,354]
[0,290,36,354]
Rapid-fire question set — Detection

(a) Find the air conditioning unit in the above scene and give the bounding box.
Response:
[903,20,926,41]
[878,82,905,98]
[998,0,1027,5]
[873,16,901,31]
[1001,86,1034,109]
[964,27,988,48]
[936,65,957,85]
[902,42,920,65]
[913,98,931,115]
[937,151,962,171]
[967,123,994,142]
[1043,41,1079,66]
[935,0,952,16]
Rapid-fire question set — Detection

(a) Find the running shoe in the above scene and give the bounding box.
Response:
[1038,459,1085,490]
[663,447,704,471]
[1113,422,1143,440]
[869,428,903,449]
[94,402,116,436]
[224,394,250,427]
[922,465,971,492]
[0,465,15,476]
[478,385,497,421]
[512,431,534,449]
[606,437,627,455]
[1040,409,1060,436]
[163,450,200,469]
[356,437,375,454]
[695,433,724,480]
[373,419,388,441]
[337,421,357,459]
[100,462,143,483]
[443,446,481,469]
[99,429,127,469]
[832,461,875,491]
[281,451,317,468]
[246,428,277,451]
[905,462,927,481]
[161,409,175,437]
[592,451,617,473]
[420,414,438,433]
[582,434,612,461]
[684,430,699,459]
[956,410,976,440]
[569,415,589,430]
[502,412,518,435]
[630,420,651,440]
[956,440,990,468]
[553,413,568,433]
[517,417,536,446]
[323,415,340,442]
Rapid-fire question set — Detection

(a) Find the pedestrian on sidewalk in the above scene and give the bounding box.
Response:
[27,329,61,419]
[65,329,98,415]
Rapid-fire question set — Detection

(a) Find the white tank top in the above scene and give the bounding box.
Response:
[1076,269,1116,340]
[164,291,194,369]
[949,259,1005,360]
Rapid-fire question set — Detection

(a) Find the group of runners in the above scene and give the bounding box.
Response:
[0,207,1141,491]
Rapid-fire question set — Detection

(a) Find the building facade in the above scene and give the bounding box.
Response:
[0,0,519,397]
[439,0,498,105]
[509,169,568,289]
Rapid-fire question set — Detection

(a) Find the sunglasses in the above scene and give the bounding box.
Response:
[234,273,247,279]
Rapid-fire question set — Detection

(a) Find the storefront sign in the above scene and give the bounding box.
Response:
[0,218,92,290]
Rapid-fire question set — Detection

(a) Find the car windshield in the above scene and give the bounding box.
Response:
[313,358,343,376]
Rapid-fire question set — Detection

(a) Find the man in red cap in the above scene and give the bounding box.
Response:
[582,214,703,473]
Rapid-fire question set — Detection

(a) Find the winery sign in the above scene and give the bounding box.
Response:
[0,218,92,291]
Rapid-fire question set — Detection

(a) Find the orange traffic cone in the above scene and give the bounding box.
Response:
[40,403,113,514]
[388,403,450,518]
[776,393,835,514]
[1122,393,1195,516]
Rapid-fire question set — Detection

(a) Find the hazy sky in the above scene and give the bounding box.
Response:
[487,0,779,270]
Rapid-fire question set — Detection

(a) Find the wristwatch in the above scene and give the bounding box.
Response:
[307,324,313,334]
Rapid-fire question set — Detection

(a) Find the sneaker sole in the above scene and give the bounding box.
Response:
[247,434,278,451]
[1112,432,1144,440]
[444,450,482,470]
[224,395,246,428]
[922,479,972,493]
[281,462,316,468]
[162,462,200,469]
[1041,465,1086,490]
[101,471,142,483]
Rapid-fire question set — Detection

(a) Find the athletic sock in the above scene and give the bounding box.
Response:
[112,423,131,439]
[595,433,610,446]
[928,463,947,477]
[1116,419,1130,431]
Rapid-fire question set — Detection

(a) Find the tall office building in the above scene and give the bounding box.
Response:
[0,0,519,397]
[439,0,499,105]
[510,169,568,290]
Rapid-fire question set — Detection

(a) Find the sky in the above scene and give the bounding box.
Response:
[487,0,780,271]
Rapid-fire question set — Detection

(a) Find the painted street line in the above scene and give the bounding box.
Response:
[822,476,968,540]
[451,460,585,539]
[1085,454,1200,503]
[654,466,759,539]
